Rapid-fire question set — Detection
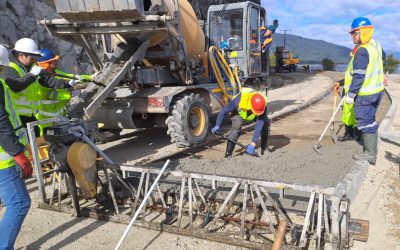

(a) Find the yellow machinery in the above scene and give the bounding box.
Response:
[275,46,300,72]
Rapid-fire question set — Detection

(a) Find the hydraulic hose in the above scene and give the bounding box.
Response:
[208,46,242,103]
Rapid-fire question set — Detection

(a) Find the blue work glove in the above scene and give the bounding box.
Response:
[211,126,220,134]
[246,144,256,155]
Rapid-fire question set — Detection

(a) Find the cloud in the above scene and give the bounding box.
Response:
[261,0,400,52]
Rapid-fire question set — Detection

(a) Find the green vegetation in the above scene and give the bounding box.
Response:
[321,58,336,71]
[383,54,400,74]
[269,53,276,68]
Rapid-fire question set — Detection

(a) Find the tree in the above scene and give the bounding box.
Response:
[321,58,335,71]
[383,54,399,74]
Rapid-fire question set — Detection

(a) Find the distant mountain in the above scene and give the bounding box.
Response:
[270,33,351,64]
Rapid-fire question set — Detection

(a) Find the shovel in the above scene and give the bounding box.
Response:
[215,132,260,157]
[313,97,344,155]
[330,93,338,144]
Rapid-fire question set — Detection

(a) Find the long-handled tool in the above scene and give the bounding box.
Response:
[330,93,338,144]
[216,132,259,157]
[313,97,345,155]
[43,71,106,87]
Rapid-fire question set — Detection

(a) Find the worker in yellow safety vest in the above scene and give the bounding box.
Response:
[0,44,32,250]
[1,38,79,136]
[343,17,385,165]
[211,87,269,157]
[35,48,92,134]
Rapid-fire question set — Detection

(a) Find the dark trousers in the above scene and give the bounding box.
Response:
[227,114,269,148]
[354,91,383,134]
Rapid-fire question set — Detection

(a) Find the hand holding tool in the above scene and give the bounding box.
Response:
[14,151,33,178]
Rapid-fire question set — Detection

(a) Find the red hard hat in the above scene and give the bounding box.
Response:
[250,93,266,115]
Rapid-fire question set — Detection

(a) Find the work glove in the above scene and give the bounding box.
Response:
[345,93,355,104]
[30,65,43,76]
[333,82,340,96]
[14,151,33,179]
[211,126,220,134]
[68,79,80,87]
[246,144,256,155]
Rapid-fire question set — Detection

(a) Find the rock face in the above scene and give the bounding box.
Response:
[0,0,90,73]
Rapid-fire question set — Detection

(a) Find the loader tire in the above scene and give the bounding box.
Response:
[166,93,210,148]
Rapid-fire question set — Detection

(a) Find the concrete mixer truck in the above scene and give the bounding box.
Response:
[40,0,269,147]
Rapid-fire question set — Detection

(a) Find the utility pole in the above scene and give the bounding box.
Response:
[281,29,291,49]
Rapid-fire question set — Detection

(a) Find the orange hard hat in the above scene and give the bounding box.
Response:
[250,93,266,115]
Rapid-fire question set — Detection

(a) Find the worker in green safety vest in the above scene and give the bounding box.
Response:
[343,17,385,165]
[35,48,92,134]
[0,44,32,250]
[1,38,79,136]
[211,87,269,157]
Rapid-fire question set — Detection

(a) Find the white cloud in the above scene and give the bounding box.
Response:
[261,0,400,52]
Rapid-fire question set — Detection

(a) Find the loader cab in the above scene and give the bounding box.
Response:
[206,1,267,81]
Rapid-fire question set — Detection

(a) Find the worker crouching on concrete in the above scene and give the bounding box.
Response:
[344,17,385,165]
[0,45,32,249]
[211,87,269,158]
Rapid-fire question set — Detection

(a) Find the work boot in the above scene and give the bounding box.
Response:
[224,141,235,159]
[353,127,362,142]
[338,125,354,141]
[353,132,378,165]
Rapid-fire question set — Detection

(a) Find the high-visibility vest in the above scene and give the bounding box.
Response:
[344,39,384,96]
[8,62,39,117]
[0,78,28,169]
[35,77,71,135]
[236,87,267,122]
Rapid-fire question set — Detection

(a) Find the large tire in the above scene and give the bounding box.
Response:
[166,93,210,147]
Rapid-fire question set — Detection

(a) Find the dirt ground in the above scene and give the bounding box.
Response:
[6,72,400,249]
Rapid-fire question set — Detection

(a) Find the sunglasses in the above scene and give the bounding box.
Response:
[350,31,360,37]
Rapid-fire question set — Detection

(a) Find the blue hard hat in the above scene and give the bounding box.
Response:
[350,17,372,32]
[38,48,58,62]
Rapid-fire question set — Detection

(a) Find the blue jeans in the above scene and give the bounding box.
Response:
[0,166,31,250]
[354,91,383,134]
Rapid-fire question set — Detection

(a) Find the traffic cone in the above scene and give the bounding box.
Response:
[384,71,389,86]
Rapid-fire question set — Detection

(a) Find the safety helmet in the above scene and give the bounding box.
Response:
[260,26,267,30]
[13,38,41,55]
[250,93,266,115]
[349,17,374,45]
[0,45,10,66]
[38,48,59,63]
[349,17,372,33]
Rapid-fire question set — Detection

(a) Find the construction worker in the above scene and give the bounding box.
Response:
[211,87,269,157]
[1,38,79,135]
[334,80,361,141]
[260,19,279,53]
[0,45,32,250]
[35,48,91,134]
[344,17,385,165]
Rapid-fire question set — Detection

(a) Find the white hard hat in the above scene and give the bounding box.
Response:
[0,45,10,66]
[14,38,41,55]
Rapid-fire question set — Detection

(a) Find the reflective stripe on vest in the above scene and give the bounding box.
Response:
[344,39,384,96]
[8,62,38,116]
[0,78,28,169]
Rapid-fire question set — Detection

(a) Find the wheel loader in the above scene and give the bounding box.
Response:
[40,0,269,148]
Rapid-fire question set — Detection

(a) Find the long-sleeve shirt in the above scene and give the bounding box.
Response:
[215,93,267,143]
[1,53,71,93]
[0,78,25,156]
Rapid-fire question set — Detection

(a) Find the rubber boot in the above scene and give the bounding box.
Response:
[353,132,378,165]
[338,125,354,141]
[224,141,235,159]
[353,127,362,142]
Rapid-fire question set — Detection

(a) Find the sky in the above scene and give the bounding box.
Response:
[261,0,400,53]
